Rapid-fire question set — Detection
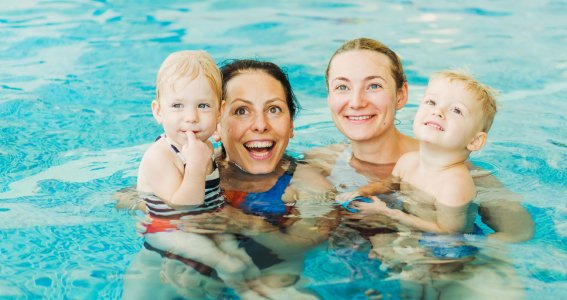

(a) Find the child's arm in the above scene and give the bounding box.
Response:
[171,132,213,206]
[354,176,475,234]
[139,132,212,208]
[354,196,471,234]
[337,154,405,209]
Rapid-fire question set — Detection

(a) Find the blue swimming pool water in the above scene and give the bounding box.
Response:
[1,0,566,299]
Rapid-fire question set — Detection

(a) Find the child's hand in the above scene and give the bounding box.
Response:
[182,131,213,172]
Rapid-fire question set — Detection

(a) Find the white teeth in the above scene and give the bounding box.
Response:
[252,151,269,158]
[244,141,274,148]
[348,115,371,121]
[425,122,444,131]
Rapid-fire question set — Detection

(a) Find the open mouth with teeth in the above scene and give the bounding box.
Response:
[424,122,444,131]
[346,115,373,121]
[244,141,275,159]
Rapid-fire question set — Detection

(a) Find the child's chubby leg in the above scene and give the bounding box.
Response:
[145,231,246,277]
[244,257,311,299]
[213,233,261,279]
[145,231,268,299]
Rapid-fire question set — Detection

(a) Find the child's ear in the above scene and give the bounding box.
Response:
[151,100,162,123]
[212,100,226,143]
[467,132,487,151]
[212,123,222,142]
[395,82,409,110]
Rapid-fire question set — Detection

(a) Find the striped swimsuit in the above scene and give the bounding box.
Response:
[144,134,224,233]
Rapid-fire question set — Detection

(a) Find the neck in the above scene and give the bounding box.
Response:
[418,142,469,171]
[351,128,414,164]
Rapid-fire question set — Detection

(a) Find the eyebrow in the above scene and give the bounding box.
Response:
[332,75,387,82]
[170,97,213,103]
[229,98,286,105]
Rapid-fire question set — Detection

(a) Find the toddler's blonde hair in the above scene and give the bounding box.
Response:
[155,50,222,104]
[432,70,498,132]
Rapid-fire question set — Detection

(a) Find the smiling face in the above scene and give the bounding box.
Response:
[219,71,293,174]
[327,50,407,143]
[413,76,486,151]
[152,75,219,148]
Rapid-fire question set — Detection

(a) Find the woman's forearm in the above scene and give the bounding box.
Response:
[479,199,534,243]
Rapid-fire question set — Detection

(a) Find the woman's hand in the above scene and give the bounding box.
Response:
[173,212,229,234]
[173,206,277,235]
[352,196,392,215]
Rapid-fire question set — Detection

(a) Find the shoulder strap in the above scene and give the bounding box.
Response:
[285,157,297,176]
[159,134,186,165]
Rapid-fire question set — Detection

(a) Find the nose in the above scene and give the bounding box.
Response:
[348,87,367,109]
[431,107,444,119]
[251,112,269,133]
[185,108,198,123]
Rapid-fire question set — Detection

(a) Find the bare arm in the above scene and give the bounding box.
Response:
[138,132,212,208]
[474,172,534,242]
[283,162,336,203]
[354,179,475,234]
[354,197,466,234]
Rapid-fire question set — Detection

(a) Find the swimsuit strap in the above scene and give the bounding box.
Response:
[285,157,297,176]
[156,134,186,165]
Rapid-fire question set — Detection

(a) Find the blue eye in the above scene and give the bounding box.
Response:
[335,84,348,91]
[369,83,381,90]
[198,103,211,109]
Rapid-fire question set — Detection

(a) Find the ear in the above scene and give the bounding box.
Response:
[212,123,222,142]
[289,120,294,139]
[212,100,226,143]
[395,82,409,110]
[151,100,162,124]
[467,132,487,151]
[219,100,226,122]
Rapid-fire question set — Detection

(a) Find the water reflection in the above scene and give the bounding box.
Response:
[116,176,524,299]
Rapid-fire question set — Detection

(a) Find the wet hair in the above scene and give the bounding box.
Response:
[155,50,222,104]
[325,37,407,91]
[220,59,300,119]
[432,70,498,132]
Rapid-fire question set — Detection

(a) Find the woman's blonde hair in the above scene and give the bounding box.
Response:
[326,37,407,91]
[155,50,222,103]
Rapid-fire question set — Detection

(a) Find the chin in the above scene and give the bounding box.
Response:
[345,133,375,142]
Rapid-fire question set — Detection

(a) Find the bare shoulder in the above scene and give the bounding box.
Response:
[303,143,348,174]
[436,167,476,207]
[139,140,171,169]
[303,143,347,160]
[292,162,335,194]
[393,151,419,177]
[137,140,179,190]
